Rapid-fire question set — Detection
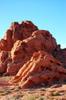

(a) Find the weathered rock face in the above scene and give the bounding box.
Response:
[9,51,66,88]
[53,48,66,68]
[0,21,38,51]
[0,51,8,73]
[11,30,57,62]
[0,20,66,88]
[0,21,38,75]
[9,21,38,42]
[30,30,57,53]
[6,30,57,75]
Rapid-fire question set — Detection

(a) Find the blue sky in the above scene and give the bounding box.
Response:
[0,0,66,48]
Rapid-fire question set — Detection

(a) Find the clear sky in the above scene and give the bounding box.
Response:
[0,0,66,48]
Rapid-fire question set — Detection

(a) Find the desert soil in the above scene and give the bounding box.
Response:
[0,76,66,100]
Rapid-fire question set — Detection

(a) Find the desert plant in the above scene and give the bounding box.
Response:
[51,92,60,96]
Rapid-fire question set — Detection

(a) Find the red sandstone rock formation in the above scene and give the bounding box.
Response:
[5,30,57,75]
[0,21,38,51]
[9,51,66,88]
[0,21,38,75]
[0,20,66,88]
[10,30,57,61]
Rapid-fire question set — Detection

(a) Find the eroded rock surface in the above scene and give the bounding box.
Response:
[53,48,66,68]
[9,51,66,88]
[0,20,66,88]
[0,21,38,51]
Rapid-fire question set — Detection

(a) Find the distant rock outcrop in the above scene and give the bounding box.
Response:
[0,20,66,88]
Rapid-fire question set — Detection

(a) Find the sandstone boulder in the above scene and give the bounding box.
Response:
[9,51,66,88]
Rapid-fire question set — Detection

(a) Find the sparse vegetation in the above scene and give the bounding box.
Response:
[23,95,36,100]
[51,91,60,96]
[38,96,45,100]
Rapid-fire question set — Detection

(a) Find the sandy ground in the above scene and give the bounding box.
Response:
[0,76,66,100]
